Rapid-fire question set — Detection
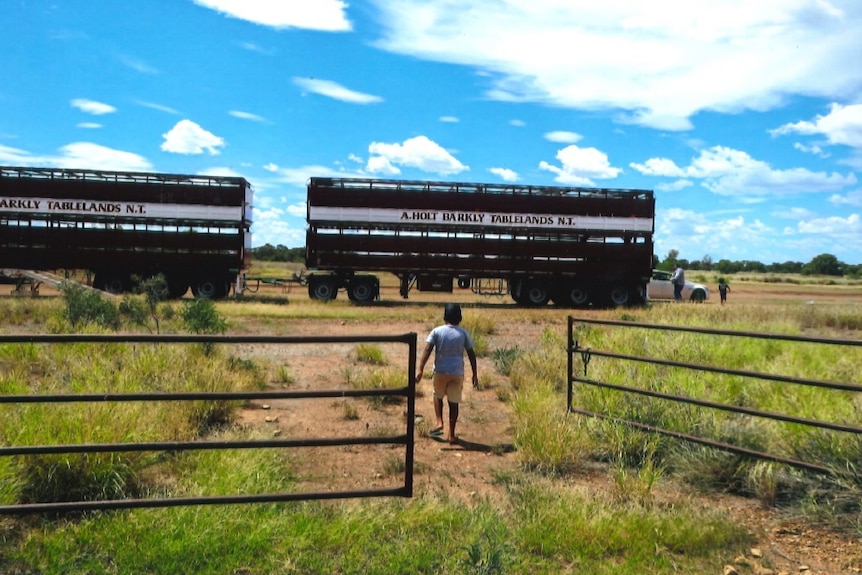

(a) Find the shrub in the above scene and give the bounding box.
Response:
[180,297,227,335]
[59,282,120,330]
[355,344,387,365]
[492,345,521,377]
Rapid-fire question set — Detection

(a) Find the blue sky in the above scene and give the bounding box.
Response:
[2,0,861,265]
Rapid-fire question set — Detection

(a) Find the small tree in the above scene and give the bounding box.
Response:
[136,274,170,334]
[60,283,120,330]
[180,297,227,355]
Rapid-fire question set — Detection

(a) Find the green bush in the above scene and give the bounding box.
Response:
[59,282,120,330]
[180,297,227,335]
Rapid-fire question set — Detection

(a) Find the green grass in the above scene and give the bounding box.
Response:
[2,288,861,572]
[2,482,749,575]
[355,343,387,365]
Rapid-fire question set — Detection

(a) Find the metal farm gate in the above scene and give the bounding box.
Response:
[0,333,417,515]
[567,316,862,475]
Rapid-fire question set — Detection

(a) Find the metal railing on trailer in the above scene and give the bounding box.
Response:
[566,316,862,476]
[0,332,417,515]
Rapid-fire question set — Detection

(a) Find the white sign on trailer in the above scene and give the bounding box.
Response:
[0,197,243,221]
[308,206,653,233]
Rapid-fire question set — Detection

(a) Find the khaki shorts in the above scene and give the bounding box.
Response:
[432,372,464,404]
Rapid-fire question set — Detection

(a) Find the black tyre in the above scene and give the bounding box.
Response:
[165,276,189,299]
[690,288,706,303]
[308,278,337,301]
[347,277,377,303]
[523,279,551,306]
[192,278,230,299]
[564,284,590,307]
[509,278,526,304]
[94,273,131,294]
[608,285,631,307]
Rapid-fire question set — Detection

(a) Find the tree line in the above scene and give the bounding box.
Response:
[252,243,861,279]
[656,250,862,278]
[250,244,305,263]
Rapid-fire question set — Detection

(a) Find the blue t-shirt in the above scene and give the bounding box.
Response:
[426,324,474,375]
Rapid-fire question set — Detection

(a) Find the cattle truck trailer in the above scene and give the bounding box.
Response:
[0,166,253,298]
[305,177,655,306]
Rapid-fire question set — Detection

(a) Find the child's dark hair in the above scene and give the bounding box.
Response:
[443,303,462,325]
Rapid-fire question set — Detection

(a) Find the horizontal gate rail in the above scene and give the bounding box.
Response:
[0,333,418,515]
[567,407,835,476]
[567,316,861,477]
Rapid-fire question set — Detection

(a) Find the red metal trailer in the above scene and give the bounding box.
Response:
[305,177,654,306]
[0,166,252,298]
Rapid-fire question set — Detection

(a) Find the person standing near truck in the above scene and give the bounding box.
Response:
[415,303,478,444]
[671,264,685,301]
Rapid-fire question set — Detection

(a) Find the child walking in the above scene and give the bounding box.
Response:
[416,303,478,444]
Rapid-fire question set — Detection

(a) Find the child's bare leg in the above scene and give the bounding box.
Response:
[433,397,445,432]
[447,401,459,443]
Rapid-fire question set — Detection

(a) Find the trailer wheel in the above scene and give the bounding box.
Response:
[608,285,631,307]
[94,273,130,294]
[523,280,551,306]
[168,279,189,299]
[308,278,337,301]
[564,284,590,307]
[165,277,189,299]
[347,277,377,303]
[192,279,229,299]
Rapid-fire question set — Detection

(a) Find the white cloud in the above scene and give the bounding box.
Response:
[0,143,39,165]
[544,131,582,144]
[489,167,518,182]
[371,1,862,130]
[160,119,225,155]
[366,155,400,175]
[76,122,102,129]
[509,119,526,127]
[71,99,116,115]
[229,110,266,122]
[199,166,243,178]
[439,116,459,123]
[250,205,306,248]
[263,163,279,172]
[367,135,468,176]
[137,101,180,115]
[655,208,775,263]
[631,145,857,197]
[193,0,351,31]
[793,142,830,158]
[829,190,862,207]
[797,213,861,237]
[269,164,362,186]
[237,41,271,54]
[118,54,158,74]
[293,78,383,104]
[771,103,862,148]
[56,142,152,171]
[0,142,151,171]
[286,202,306,218]
[539,144,621,185]
[656,179,694,192]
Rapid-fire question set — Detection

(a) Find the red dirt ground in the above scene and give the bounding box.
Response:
[233,302,862,575]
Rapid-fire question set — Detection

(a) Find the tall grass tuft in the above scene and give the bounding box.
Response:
[355,343,387,365]
[1,340,262,507]
[350,366,406,408]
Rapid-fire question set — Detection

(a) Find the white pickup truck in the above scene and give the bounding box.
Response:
[647,269,709,302]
